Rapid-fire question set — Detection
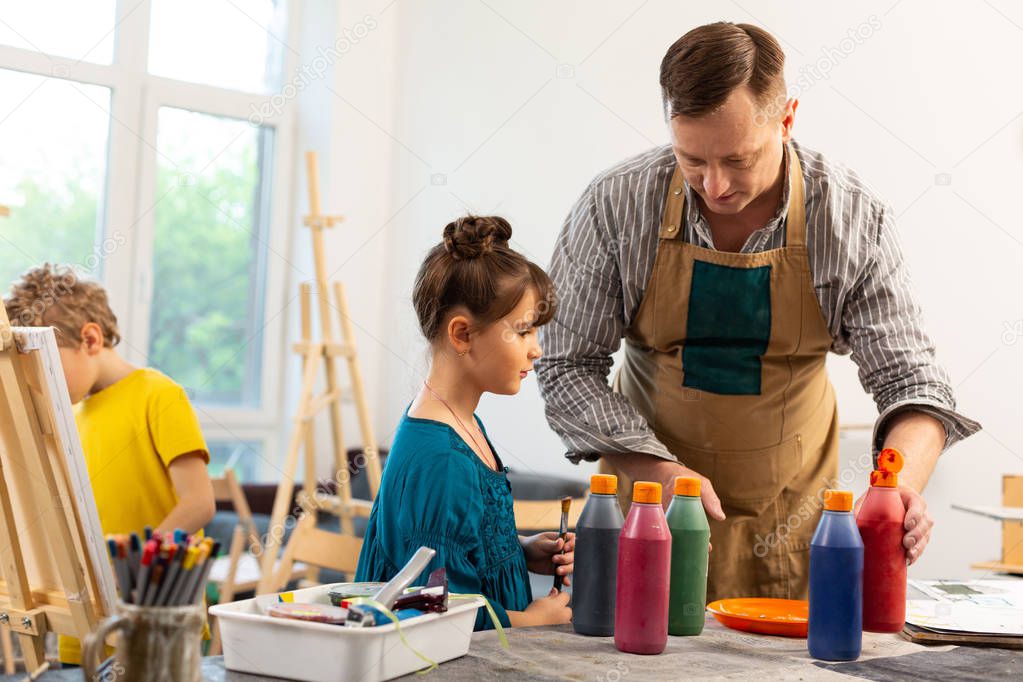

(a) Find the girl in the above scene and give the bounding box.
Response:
[355,215,573,630]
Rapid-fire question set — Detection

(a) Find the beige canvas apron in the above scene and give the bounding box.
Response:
[602,146,839,601]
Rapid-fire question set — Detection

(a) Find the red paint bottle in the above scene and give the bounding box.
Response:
[856,448,907,633]
[614,481,671,655]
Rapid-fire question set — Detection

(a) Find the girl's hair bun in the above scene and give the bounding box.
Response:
[414,214,555,341]
[442,215,512,260]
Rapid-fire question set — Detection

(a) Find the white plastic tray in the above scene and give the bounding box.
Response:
[210,584,482,682]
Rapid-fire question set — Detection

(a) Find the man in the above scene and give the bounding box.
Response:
[536,22,979,601]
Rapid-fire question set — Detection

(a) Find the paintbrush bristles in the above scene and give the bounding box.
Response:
[560,496,571,514]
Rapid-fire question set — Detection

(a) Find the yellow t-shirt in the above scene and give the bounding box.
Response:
[59,367,209,665]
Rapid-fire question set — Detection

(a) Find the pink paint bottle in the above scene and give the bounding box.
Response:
[614,481,671,655]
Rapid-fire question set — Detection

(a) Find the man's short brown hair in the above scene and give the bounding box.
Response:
[660,22,786,118]
[4,263,121,348]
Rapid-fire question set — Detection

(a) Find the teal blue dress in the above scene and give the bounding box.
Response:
[355,408,532,630]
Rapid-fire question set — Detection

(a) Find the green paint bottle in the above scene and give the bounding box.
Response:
[666,476,710,636]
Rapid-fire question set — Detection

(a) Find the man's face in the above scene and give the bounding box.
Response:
[668,86,793,216]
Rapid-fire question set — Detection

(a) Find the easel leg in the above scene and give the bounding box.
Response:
[15,633,43,673]
[299,282,318,506]
[322,354,354,537]
[1,628,14,674]
[333,282,382,496]
[257,351,323,593]
[301,419,322,584]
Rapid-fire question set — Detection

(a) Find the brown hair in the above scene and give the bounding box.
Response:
[660,22,786,118]
[3,263,121,348]
[413,215,556,342]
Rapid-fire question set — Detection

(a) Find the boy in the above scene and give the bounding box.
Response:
[4,263,216,664]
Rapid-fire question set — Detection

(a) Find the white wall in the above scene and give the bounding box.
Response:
[298,0,1023,581]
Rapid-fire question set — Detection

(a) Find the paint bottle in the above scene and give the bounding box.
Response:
[665,476,710,636]
[857,448,907,633]
[572,474,624,636]
[808,489,864,661]
[614,481,671,655]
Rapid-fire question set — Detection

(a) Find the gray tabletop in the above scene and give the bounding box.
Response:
[8,615,1021,681]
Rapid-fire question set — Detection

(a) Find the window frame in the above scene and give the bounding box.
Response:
[0,0,300,453]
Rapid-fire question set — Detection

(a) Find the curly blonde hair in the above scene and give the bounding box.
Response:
[3,263,121,348]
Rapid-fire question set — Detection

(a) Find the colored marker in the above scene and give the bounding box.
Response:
[155,543,184,606]
[143,562,164,606]
[135,540,157,605]
[169,546,201,606]
[177,541,211,607]
[127,533,141,583]
[107,538,131,603]
[117,538,134,602]
[142,544,174,606]
[188,540,220,604]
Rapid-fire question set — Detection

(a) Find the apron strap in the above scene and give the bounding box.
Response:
[659,143,808,247]
[783,143,807,248]
[659,166,686,240]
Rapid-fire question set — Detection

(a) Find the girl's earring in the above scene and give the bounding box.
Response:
[458,349,469,357]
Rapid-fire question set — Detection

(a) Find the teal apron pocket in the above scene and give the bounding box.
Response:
[682,261,771,395]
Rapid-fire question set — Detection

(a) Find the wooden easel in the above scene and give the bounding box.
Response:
[257,152,382,592]
[0,279,116,671]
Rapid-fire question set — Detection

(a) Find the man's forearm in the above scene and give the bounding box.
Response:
[601,450,674,479]
[880,410,945,493]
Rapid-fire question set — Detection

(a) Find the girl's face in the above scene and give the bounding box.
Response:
[467,288,544,395]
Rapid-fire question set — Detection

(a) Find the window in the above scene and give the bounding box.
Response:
[0,71,110,286]
[150,108,274,406]
[207,439,264,483]
[0,1,298,479]
[148,0,286,93]
[0,1,117,64]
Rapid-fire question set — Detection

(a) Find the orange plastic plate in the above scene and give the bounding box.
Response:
[706,598,809,638]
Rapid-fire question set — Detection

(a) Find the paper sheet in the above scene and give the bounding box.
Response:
[907,579,1023,636]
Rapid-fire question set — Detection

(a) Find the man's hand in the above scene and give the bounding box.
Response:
[871,410,944,566]
[897,486,934,565]
[603,451,725,520]
[854,486,933,566]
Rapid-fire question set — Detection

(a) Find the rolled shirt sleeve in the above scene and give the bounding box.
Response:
[836,202,981,456]
[536,180,675,464]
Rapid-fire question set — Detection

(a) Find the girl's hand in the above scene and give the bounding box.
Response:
[522,588,572,626]
[521,532,575,585]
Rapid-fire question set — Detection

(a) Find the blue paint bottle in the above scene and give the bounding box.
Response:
[808,489,864,661]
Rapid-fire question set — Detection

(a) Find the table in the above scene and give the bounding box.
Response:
[7,615,1021,681]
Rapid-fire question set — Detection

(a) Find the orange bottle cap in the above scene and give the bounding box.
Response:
[823,489,853,512]
[590,474,617,495]
[877,448,904,474]
[632,481,662,505]
[674,476,701,497]
[870,470,898,488]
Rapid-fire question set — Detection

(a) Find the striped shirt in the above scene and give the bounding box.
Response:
[536,140,980,464]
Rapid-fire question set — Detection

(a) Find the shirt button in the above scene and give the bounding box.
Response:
[673,187,683,196]
[666,224,677,233]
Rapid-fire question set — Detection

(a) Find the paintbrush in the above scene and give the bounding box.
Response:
[552,496,571,591]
